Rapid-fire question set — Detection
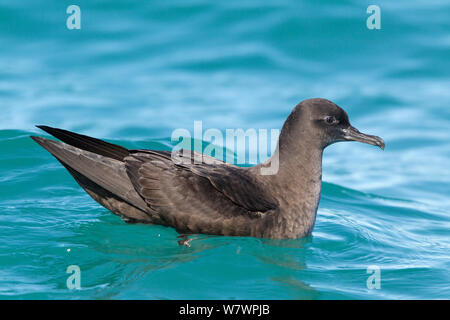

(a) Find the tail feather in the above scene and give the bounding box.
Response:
[30,135,149,213]
[35,125,129,161]
[61,161,154,223]
[30,135,154,222]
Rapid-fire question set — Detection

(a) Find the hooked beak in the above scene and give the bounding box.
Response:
[341,126,385,150]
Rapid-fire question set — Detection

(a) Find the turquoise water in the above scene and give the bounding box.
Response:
[1,0,449,299]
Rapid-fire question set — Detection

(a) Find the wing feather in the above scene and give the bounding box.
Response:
[125,150,278,235]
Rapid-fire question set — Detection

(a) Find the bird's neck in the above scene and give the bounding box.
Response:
[257,139,324,238]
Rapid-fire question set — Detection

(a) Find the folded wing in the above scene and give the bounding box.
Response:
[125,150,278,235]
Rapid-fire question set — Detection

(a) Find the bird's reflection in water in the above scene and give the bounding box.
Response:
[176,234,319,299]
[88,221,317,299]
[252,237,319,299]
[253,237,311,270]
[269,275,319,299]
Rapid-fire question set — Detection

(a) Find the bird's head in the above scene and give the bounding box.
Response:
[280,98,385,151]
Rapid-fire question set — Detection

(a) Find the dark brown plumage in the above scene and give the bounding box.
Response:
[31,98,384,239]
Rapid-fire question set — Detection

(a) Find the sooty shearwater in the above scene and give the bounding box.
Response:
[31,98,384,239]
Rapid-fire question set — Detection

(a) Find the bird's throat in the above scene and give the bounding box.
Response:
[268,143,324,238]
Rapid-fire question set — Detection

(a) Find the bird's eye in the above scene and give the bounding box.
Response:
[324,116,337,125]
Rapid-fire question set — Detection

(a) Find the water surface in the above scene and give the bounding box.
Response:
[0,0,449,299]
